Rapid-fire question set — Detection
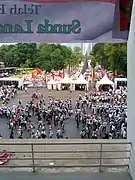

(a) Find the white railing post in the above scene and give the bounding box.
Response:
[31,144,35,172]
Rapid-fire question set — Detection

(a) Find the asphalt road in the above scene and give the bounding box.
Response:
[0,88,87,139]
[0,172,132,180]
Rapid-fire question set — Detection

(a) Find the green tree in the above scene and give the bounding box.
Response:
[90,56,97,68]
[73,46,85,65]
[90,43,108,69]
[35,44,83,72]
[35,44,53,72]
[0,43,85,73]
[24,59,32,68]
[57,45,72,69]
[90,43,127,75]
[104,43,127,75]
[13,43,37,67]
[50,48,65,70]
[0,45,15,67]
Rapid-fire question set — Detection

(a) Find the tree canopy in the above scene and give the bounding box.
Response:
[0,43,84,72]
[90,43,127,76]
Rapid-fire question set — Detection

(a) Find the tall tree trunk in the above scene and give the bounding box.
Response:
[68,65,71,75]
[63,68,64,75]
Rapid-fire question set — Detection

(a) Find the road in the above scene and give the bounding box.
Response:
[0,172,132,180]
[0,88,86,139]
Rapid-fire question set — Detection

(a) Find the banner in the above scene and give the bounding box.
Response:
[0,0,132,43]
[112,0,132,39]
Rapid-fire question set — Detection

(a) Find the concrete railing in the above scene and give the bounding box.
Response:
[0,139,131,172]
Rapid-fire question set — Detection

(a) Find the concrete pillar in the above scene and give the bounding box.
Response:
[127,1,135,179]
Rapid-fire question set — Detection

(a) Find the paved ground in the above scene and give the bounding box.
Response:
[0,172,132,180]
[0,88,86,138]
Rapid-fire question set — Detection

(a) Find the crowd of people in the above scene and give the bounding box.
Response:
[0,85,17,103]
[77,88,127,139]
[0,86,127,139]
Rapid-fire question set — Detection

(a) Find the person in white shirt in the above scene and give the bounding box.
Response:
[123,130,127,139]
[49,131,53,138]
[0,133,3,139]
[25,87,28,93]
[41,130,46,139]
[35,130,41,139]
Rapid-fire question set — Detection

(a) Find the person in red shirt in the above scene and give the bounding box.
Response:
[35,102,39,112]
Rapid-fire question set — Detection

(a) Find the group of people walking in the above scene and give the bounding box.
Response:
[0,87,127,140]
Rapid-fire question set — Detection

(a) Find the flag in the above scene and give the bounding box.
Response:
[35,68,42,75]
[0,0,130,43]
[114,70,118,77]
[92,68,94,78]
[120,0,132,31]
[51,73,55,79]
[32,72,37,79]
[106,72,109,78]
[58,72,63,78]
[92,73,96,81]
[106,72,111,79]
[92,71,96,81]
[42,73,46,81]
[101,71,105,78]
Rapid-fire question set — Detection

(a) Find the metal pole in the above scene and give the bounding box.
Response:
[31,144,35,172]
[99,143,103,172]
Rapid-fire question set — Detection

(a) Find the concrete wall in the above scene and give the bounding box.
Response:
[127,0,135,179]
[127,0,135,146]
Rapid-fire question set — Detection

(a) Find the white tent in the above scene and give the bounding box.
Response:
[23,81,32,85]
[74,74,89,91]
[47,78,56,90]
[96,73,114,90]
[71,71,80,79]
[60,74,74,84]
[54,80,61,90]
[75,74,88,84]
[0,77,24,89]
[59,74,75,91]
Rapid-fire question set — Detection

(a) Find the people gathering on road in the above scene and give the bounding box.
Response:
[76,89,127,139]
[0,85,17,104]
[0,86,127,139]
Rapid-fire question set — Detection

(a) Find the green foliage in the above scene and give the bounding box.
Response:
[90,43,127,75]
[0,43,84,72]
[90,56,97,68]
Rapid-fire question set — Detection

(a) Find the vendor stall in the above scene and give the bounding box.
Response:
[60,74,74,91]
[96,74,114,91]
[47,78,56,90]
[74,74,89,91]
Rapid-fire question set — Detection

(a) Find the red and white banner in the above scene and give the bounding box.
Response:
[0,0,132,43]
